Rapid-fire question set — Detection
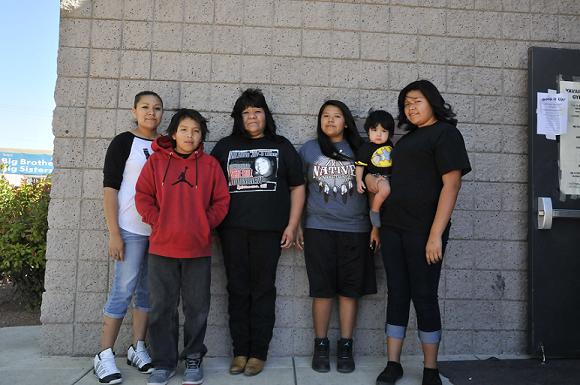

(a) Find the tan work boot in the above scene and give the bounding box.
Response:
[229,356,248,375]
[244,357,265,376]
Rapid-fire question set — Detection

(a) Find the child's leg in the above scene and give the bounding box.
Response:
[366,190,380,226]
[364,174,380,194]
[370,177,391,212]
[365,174,390,227]
[148,254,181,370]
[181,256,211,359]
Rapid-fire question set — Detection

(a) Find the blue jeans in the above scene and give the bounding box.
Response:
[103,228,150,319]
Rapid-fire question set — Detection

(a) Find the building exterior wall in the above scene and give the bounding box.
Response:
[42,0,580,356]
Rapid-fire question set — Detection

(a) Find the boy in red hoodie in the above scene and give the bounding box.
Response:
[136,109,230,385]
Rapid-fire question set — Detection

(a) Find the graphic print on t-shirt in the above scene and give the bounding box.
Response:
[226,149,279,193]
[312,155,355,203]
[371,145,392,168]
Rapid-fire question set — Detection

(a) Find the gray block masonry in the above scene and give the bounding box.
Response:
[44,0,580,356]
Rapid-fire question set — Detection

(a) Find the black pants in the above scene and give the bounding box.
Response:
[379,226,449,342]
[147,254,211,370]
[219,228,282,360]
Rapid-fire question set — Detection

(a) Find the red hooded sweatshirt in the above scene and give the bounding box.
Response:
[135,136,230,258]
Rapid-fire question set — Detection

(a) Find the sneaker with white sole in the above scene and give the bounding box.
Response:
[183,356,204,385]
[94,348,122,384]
[148,368,176,385]
[127,340,153,373]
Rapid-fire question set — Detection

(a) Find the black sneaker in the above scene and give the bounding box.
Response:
[336,338,355,373]
[376,361,404,385]
[311,337,330,372]
[422,367,442,385]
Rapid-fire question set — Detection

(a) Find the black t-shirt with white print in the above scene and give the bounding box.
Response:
[210,134,304,232]
[103,131,153,236]
[381,121,471,234]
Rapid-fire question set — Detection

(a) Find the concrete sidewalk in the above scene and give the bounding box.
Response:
[0,326,459,385]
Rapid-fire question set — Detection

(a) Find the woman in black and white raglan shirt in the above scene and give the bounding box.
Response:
[375,80,471,385]
[93,91,163,385]
[211,89,305,377]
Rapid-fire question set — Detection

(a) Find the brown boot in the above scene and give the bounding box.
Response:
[244,357,265,376]
[229,356,248,375]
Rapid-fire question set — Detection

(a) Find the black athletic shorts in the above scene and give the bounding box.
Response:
[303,228,377,298]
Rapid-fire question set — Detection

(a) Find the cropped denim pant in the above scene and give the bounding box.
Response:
[103,228,150,319]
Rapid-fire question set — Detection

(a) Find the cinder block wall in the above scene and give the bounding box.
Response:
[42,0,580,356]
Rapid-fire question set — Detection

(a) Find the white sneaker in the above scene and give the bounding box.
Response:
[127,340,154,373]
[94,348,122,384]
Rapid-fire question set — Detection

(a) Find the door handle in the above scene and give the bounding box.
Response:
[537,197,580,230]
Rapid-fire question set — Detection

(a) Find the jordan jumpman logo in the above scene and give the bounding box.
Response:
[172,167,193,187]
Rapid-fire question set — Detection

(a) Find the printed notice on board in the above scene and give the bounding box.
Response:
[558,81,580,195]
[537,92,568,139]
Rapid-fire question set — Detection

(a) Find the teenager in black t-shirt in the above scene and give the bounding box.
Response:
[211,89,305,376]
[376,80,471,385]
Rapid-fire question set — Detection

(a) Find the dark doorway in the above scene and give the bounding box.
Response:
[528,47,580,358]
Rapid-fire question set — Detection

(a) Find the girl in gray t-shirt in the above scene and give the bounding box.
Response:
[297,100,378,374]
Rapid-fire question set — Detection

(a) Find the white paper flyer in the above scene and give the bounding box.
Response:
[537,92,568,139]
[558,81,580,195]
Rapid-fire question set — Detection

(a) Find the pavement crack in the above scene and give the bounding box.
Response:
[71,367,92,384]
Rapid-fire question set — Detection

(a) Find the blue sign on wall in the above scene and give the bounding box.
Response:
[0,151,53,176]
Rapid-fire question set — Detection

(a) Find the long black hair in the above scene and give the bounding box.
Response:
[397,80,457,130]
[316,100,363,161]
[230,88,279,140]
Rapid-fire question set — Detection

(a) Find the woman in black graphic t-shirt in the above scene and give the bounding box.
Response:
[211,89,305,376]
[376,80,471,385]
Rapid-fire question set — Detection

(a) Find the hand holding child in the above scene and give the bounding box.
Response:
[356,179,366,194]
